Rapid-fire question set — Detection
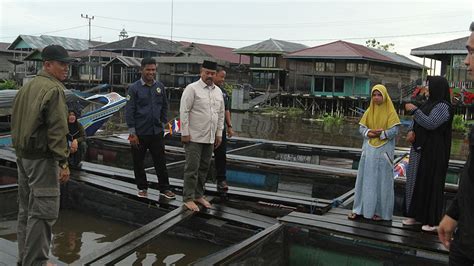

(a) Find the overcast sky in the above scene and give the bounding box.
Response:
[1,0,473,66]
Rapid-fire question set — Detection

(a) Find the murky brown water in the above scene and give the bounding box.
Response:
[106,104,470,161]
[0,205,229,265]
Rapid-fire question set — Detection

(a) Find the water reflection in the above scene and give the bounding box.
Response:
[117,234,222,266]
[228,112,469,161]
[50,209,135,264]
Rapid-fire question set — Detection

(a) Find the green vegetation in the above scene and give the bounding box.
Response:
[223,83,233,96]
[365,38,395,51]
[0,80,17,90]
[321,112,344,126]
[452,114,467,132]
[257,107,346,125]
[260,107,304,117]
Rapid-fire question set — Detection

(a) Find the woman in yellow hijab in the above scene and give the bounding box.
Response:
[348,84,400,221]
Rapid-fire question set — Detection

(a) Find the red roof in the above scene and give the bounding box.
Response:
[0,42,11,51]
[180,41,250,65]
[287,40,392,62]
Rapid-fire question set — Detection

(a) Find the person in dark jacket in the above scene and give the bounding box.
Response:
[11,44,72,266]
[438,21,474,265]
[213,67,234,197]
[67,109,85,169]
[125,57,175,199]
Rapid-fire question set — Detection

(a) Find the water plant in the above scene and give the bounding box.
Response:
[321,112,344,126]
[0,80,17,90]
[452,114,467,132]
[259,107,304,117]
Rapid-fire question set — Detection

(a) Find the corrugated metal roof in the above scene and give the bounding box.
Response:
[190,42,249,64]
[410,36,468,56]
[234,39,307,54]
[69,49,120,58]
[93,36,181,54]
[285,40,423,69]
[104,56,142,68]
[7,35,102,51]
[155,56,214,64]
[373,48,425,68]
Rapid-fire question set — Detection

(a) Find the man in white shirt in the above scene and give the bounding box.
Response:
[180,60,225,211]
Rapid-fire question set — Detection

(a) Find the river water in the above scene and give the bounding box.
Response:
[109,103,470,161]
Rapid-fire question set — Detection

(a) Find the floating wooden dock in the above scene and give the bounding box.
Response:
[0,142,452,264]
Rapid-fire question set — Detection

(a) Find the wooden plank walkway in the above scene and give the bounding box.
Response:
[75,171,277,229]
[0,147,333,213]
[80,160,334,213]
[279,208,448,256]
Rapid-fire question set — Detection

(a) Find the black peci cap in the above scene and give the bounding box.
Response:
[202,60,217,70]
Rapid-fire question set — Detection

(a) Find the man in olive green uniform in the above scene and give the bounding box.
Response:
[11,45,73,266]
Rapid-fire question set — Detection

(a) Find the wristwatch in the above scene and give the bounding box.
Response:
[59,162,69,169]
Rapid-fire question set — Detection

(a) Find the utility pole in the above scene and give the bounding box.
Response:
[170,0,174,42]
[81,14,94,84]
[81,14,94,42]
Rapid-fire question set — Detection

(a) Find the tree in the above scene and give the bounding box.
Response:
[366,39,395,51]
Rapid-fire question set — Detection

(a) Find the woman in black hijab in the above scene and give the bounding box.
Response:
[403,76,453,232]
[67,109,85,168]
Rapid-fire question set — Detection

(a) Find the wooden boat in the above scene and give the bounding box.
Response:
[0,89,127,146]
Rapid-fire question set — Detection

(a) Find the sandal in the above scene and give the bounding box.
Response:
[372,215,382,221]
[402,218,420,226]
[421,225,438,232]
[347,213,361,220]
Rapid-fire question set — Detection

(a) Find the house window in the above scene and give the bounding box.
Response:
[314,77,324,92]
[314,77,333,92]
[253,56,261,66]
[190,64,200,73]
[176,64,187,72]
[357,63,367,73]
[315,62,325,72]
[252,72,276,87]
[326,63,335,72]
[335,78,344,92]
[314,77,344,93]
[261,57,276,68]
[268,57,276,68]
[346,63,356,72]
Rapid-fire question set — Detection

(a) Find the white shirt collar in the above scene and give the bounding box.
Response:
[198,78,215,89]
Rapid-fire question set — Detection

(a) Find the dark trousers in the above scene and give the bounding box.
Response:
[214,130,227,182]
[183,142,213,202]
[68,141,86,167]
[131,134,170,191]
[450,236,474,266]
